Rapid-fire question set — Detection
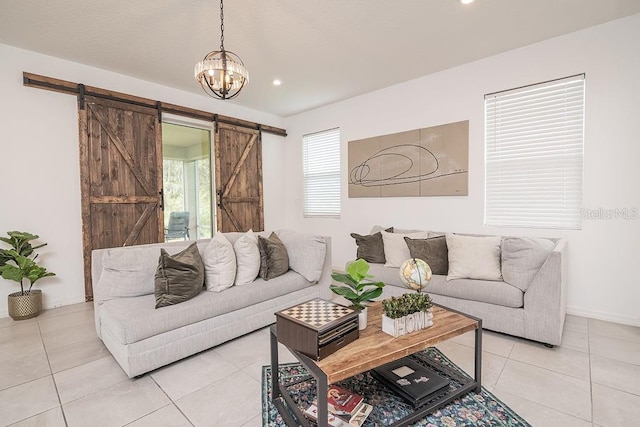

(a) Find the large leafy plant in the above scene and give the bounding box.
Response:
[330,258,384,310]
[0,231,55,295]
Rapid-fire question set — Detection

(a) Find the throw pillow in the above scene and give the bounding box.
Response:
[203,233,236,292]
[404,236,449,275]
[155,243,204,308]
[446,234,503,281]
[276,229,327,282]
[350,227,393,263]
[502,237,556,291]
[381,230,429,268]
[234,230,260,286]
[258,232,290,280]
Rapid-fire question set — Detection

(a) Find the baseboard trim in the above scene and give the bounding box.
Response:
[567,305,640,328]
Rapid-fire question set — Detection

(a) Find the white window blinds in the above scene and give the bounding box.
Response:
[485,75,585,229]
[303,128,341,218]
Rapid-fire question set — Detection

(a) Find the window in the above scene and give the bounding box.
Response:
[485,75,585,229]
[303,128,341,218]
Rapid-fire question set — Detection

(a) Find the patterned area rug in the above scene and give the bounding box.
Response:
[262,347,530,426]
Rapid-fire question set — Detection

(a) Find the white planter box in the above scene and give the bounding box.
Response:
[382,310,433,338]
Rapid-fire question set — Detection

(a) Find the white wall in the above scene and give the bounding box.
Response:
[283,14,640,327]
[0,43,286,317]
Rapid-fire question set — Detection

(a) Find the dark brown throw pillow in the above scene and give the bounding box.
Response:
[258,232,290,280]
[350,227,393,263]
[155,243,204,308]
[404,236,449,275]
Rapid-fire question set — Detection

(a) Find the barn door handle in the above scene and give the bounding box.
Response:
[217,190,223,208]
[159,189,164,210]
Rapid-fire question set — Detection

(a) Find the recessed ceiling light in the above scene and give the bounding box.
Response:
[272,79,282,86]
[460,0,474,4]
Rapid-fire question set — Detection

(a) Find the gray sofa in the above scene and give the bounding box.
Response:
[92,231,332,378]
[351,228,567,346]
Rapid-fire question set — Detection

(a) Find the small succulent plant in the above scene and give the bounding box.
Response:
[381,292,433,319]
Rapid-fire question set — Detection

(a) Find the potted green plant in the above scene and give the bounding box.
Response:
[330,258,384,330]
[381,292,433,337]
[0,231,56,320]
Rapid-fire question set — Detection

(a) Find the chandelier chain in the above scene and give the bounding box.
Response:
[219,0,225,51]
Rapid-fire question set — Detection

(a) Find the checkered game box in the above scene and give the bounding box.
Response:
[275,298,360,361]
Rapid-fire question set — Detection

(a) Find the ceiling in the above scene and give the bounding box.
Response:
[1,1,639,118]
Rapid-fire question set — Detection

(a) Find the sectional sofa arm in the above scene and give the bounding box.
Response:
[522,239,568,345]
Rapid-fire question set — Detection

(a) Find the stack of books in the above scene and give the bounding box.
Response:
[305,385,373,427]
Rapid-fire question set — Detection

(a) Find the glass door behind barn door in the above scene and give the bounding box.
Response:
[162,120,215,241]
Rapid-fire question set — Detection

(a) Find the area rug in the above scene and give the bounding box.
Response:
[262,347,530,426]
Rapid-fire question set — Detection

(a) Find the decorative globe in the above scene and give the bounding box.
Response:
[399,258,432,291]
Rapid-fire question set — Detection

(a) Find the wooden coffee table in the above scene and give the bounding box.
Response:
[270,301,482,427]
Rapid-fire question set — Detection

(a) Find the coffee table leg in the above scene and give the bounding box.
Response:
[270,325,280,400]
[317,373,328,427]
[474,321,482,393]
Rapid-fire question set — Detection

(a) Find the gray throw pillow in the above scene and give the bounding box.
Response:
[502,237,556,291]
[258,232,290,280]
[404,236,449,275]
[350,227,393,263]
[155,243,204,308]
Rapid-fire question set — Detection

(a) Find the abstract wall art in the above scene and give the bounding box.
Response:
[348,120,469,198]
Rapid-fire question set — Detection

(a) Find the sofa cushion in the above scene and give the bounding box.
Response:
[155,243,205,308]
[381,230,429,267]
[426,275,523,308]
[276,229,326,282]
[502,237,555,291]
[100,270,312,345]
[350,227,393,263]
[203,233,236,292]
[258,232,289,280]
[404,236,449,275]
[446,234,502,281]
[234,230,260,286]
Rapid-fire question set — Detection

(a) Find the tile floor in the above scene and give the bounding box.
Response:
[1,302,639,427]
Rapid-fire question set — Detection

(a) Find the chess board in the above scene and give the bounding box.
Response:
[275,298,360,360]
[278,299,355,329]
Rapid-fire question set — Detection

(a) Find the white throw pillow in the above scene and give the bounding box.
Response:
[276,229,326,282]
[446,234,502,281]
[233,230,260,286]
[501,237,555,291]
[381,230,429,268]
[203,233,237,292]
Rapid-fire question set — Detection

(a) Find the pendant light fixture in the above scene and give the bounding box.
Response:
[194,0,249,99]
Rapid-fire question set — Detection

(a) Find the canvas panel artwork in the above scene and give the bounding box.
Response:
[348,120,469,197]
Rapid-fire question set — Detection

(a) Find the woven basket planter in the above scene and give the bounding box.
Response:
[382,309,433,338]
[8,290,43,320]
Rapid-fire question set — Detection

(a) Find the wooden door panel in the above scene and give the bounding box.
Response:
[215,123,264,232]
[80,96,163,300]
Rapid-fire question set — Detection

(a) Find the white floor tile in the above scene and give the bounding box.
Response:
[0,350,51,391]
[590,334,640,365]
[592,383,640,426]
[588,318,640,343]
[151,348,239,401]
[63,376,170,427]
[560,328,589,353]
[449,329,517,357]
[7,406,66,427]
[0,376,60,426]
[126,404,192,427]
[176,370,261,427]
[509,340,590,380]
[591,354,640,396]
[46,335,111,373]
[434,341,507,388]
[494,360,592,421]
[37,308,95,335]
[564,315,589,334]
[495,390,592,427]
[214,328,272,369]
[54,356,129,404]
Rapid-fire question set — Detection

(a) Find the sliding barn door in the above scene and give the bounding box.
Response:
[215,123,264,232]
[79,96,163,300]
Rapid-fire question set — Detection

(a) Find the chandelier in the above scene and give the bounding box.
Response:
[194,0,249,100]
